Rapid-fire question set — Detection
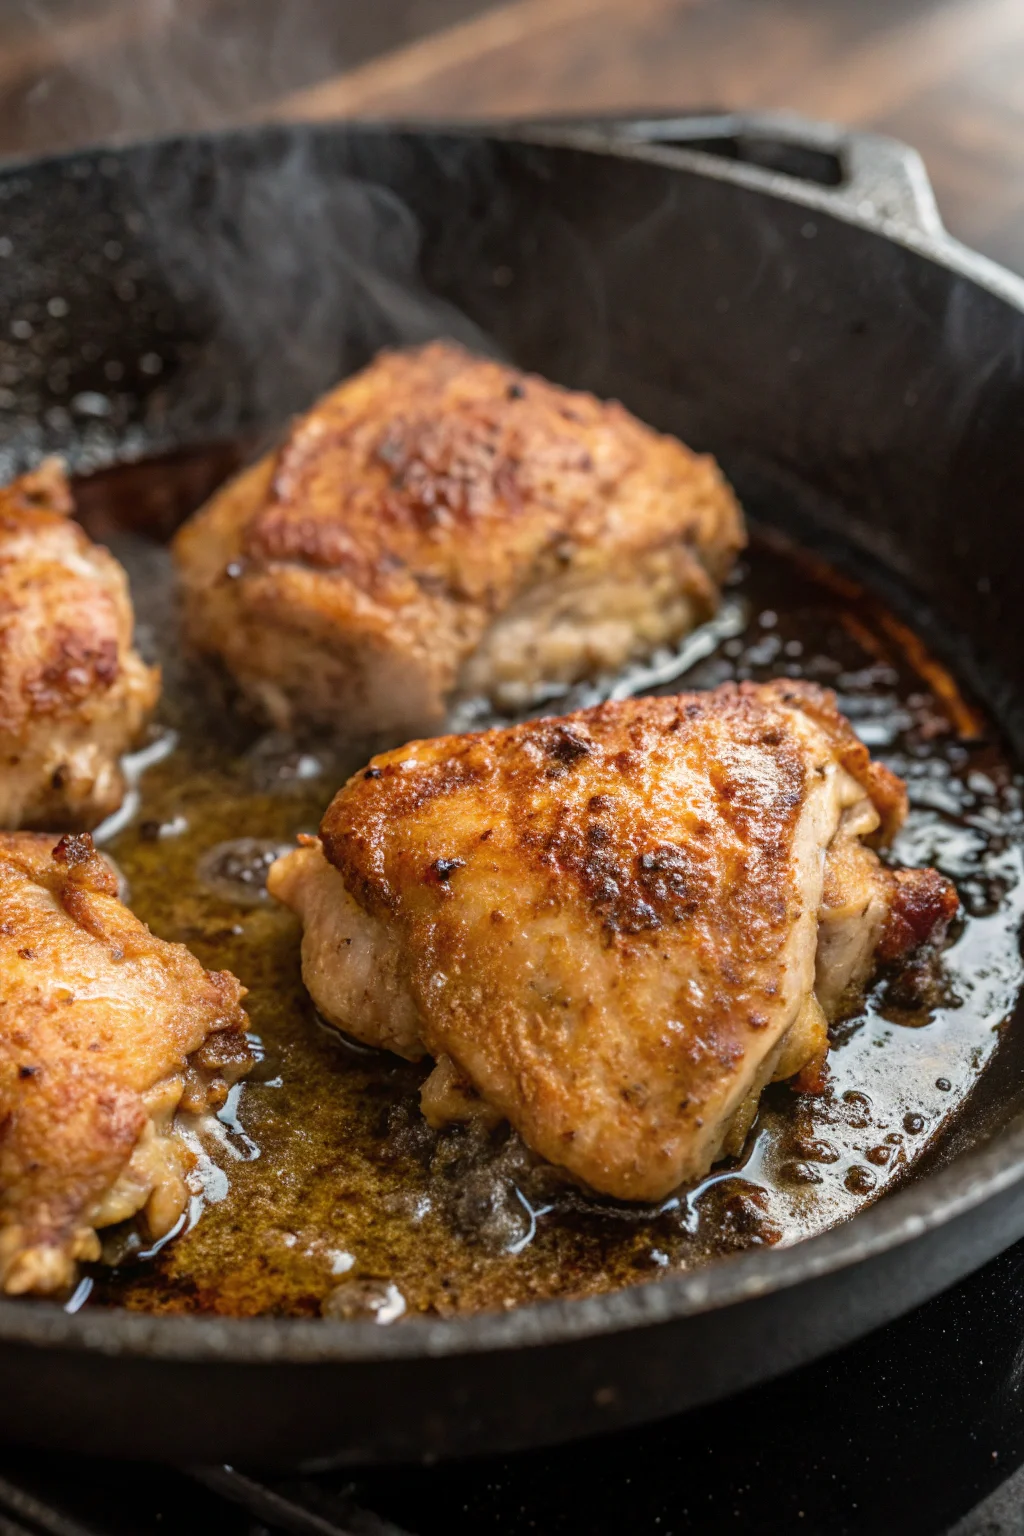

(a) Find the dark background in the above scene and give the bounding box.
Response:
[1,0,1023,272]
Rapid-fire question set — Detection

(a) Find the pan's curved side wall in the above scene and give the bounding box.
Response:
[2,1168,1024,1463]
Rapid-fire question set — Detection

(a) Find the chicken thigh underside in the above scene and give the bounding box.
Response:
[269,681,957,1203]
[0,833,252,1296]
[174,341,745,741]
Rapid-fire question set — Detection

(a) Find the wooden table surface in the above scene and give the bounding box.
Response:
[2,0,1023,271]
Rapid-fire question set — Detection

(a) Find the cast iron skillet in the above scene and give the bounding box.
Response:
[0,111,1023,1468]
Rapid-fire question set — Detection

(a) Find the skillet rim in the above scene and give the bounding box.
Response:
[0,117,1023,1365]
[3,1115,1024,1361]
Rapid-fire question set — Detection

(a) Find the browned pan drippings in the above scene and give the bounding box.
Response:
[68,447,1024,1321]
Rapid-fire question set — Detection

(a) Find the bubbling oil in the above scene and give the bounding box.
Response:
[73,450,1024,1320]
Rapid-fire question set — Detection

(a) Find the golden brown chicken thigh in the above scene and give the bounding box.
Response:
[0,833,252,1296]
[269,681,956,1202]
[0,460,159,830]
[174,342,744,741]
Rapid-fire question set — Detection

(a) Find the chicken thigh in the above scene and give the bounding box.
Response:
[269,681,957,1202]
[0,833,252,1296]
[0,460,159,830]
[174,342,744,741]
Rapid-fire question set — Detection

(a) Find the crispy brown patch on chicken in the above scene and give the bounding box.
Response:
[0,461,160,830]
[878,866,960,963]
[270,681,957,1203]
[0,832,251,1296]
[174,342,744,739]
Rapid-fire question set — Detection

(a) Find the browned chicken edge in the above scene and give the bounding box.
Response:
[0,459,160,831]
[0,832,252,1298]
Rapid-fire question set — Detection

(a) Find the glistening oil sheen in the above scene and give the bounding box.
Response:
[70,446,1024,1321]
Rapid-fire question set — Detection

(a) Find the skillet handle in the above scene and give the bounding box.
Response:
[534,110,946,238]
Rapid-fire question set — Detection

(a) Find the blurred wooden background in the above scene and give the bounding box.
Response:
[1,0,1022,269]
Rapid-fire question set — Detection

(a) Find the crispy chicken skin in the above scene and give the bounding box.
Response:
[0,833,252,1296]
[269,681,957,1202]
[173,342,744,739]
[0,460,160,830]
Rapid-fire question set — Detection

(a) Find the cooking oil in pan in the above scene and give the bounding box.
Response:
[70,449,1024,1320]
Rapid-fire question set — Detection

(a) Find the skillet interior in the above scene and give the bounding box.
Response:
[0,121,1023,1464]
[55,468,1024,1323]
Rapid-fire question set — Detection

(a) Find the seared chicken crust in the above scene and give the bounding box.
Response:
[0,460,159,830]
[174,342,744,739]
[270,681,957,1202]
[0,833,251,1296]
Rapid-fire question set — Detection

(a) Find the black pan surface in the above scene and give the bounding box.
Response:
[1,113,1023,1466]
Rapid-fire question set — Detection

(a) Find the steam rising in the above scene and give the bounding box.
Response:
[132,131,497,444]
[0,4,504,476]
[0,113,500,476]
